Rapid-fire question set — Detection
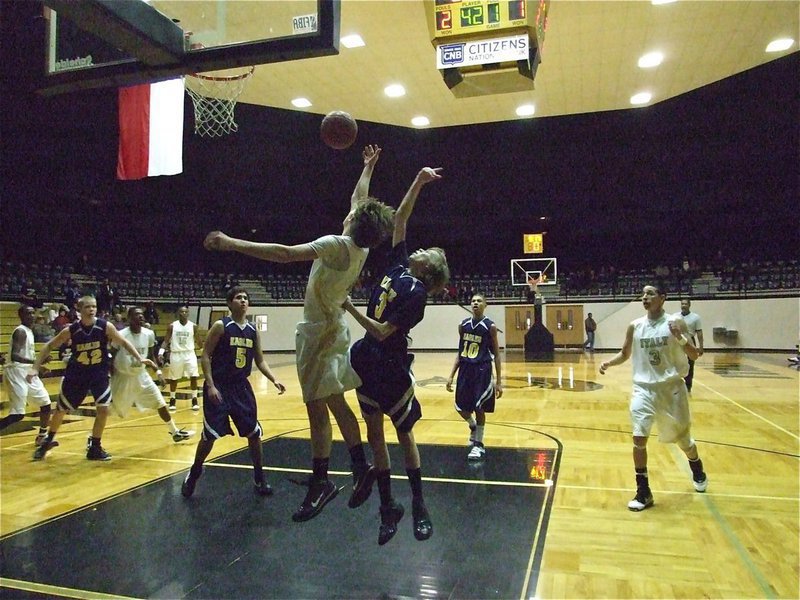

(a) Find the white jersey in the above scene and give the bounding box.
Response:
[303,234,368,324]
[113,327,156,375]
[630,313,689,385]
[170,320,196,353]
[8,324,35,368]
[676,311,702,339]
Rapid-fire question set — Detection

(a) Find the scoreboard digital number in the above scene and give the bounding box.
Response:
[433,0,529,38]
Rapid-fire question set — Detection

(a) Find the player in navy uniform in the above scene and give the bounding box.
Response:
[344,166,449,545]
[29,295,156,461]
[446,293,503,461]
[181,287,286,498]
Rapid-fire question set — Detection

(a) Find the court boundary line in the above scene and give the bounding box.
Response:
[0,577,141,600]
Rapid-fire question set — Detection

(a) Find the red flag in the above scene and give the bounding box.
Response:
[117,77,184,180]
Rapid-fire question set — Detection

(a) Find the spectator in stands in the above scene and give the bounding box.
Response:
[63,277,80,311]
[144,301,159,325]
[20,280,42,308]
[222,274,236,295]
[96,278,116,314]
[111,310,126,331]
[32,314,55,342]
[51,306,71,332]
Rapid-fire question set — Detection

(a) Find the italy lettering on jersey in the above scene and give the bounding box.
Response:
[211,317,257,384]
[458,317,495,364]
[67,318,110,371]
[630,314,689,385]
[365,241,427,354]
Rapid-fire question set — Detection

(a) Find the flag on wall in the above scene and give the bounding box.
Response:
[117,77,184,180]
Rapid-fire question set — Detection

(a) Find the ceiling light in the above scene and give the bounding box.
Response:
[638,51,664,68]
[766,38,794,52]
[341,34,365,48]
[291,97,312,108]
[411,116,430,127]
[516,104,535,117]
[630,92,652,105]
[651,0,677,5]
[384,84,406,98]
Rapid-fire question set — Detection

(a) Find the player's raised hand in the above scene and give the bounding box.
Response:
[362,145,381,167]
[418,167,443,185]
[204,231,234,252]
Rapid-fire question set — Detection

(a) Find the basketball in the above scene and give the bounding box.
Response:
[320,111,358,150]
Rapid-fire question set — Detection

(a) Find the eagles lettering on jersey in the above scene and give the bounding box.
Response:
[458,317,495,364]
[67,318,110,370]
[365,242,427,354]
[211,317,257,384]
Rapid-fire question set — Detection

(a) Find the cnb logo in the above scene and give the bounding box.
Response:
[440,43,464,65]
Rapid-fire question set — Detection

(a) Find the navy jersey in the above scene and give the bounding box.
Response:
[210,317,257,385]
[66,318,110,373]
[365,241,428,354]
[458,317,496,364]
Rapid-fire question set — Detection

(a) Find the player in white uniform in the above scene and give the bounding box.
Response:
[1,305,53,445]
[159,306,201,411]
[600,284,708,511]
[111,307,193,442]
[675,298,704,393]
[204,145,396,523]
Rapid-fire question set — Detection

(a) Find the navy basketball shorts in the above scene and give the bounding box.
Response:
[202,380,262,441]
[455,361,496,414]
[59,367,112,411]
[351,339,421,434]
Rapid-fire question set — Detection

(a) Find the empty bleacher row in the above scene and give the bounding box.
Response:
[1,258,797,308]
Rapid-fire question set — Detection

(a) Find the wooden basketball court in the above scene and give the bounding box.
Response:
[1,350,797,598]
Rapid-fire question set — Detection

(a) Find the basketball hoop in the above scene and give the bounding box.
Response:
[185,66,254,137]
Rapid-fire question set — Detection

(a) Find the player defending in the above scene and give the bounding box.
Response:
[29,295,156,461]
[1,305,53,444]
[344,166,449,545]
[110,307,193,443]
[204,145,395,522]
[446,293,503,461]
[599,284,708,511]
[181,287,285,498]
[160,306,201,411]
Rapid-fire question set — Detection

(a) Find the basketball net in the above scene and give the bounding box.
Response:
[185,66,254,137]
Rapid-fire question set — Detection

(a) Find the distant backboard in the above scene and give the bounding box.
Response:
[41,0,339,94]
[511,257,558,286]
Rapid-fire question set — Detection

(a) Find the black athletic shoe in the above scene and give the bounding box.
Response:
[292,479,339,522]
[348,464,376,508]
[627,490,654,511]
[412,498,433,541]
[181,466,203,498]
[254,480,274,497]
[32,440,58,460]
[378,501,405,546]
[86,445,112,461]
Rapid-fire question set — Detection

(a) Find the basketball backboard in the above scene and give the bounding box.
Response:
[41,0,339,94]
[510,257,557,286]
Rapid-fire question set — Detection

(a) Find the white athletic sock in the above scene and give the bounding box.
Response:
[475,425,485,444]
[170,393,176,403]
[467,416,477,428]
[191,390,198,400]
[167,420,179,434]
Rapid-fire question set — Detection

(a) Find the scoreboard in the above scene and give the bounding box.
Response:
[432,0,528,38]
[425,0,551,97]
[429,0,549,50]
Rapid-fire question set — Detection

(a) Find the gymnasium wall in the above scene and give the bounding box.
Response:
[196,297,799,353]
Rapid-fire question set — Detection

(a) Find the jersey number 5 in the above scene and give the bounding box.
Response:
[374,276,397,320]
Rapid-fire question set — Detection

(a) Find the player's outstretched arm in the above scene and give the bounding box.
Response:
[351,145,381,208]
[204,231,319,263]
[393,167,442,246]
[446,324,463,392]
[200,320,224,404]
[343,297,398,341]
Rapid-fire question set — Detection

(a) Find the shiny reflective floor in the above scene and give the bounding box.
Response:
[1,351,798,599]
